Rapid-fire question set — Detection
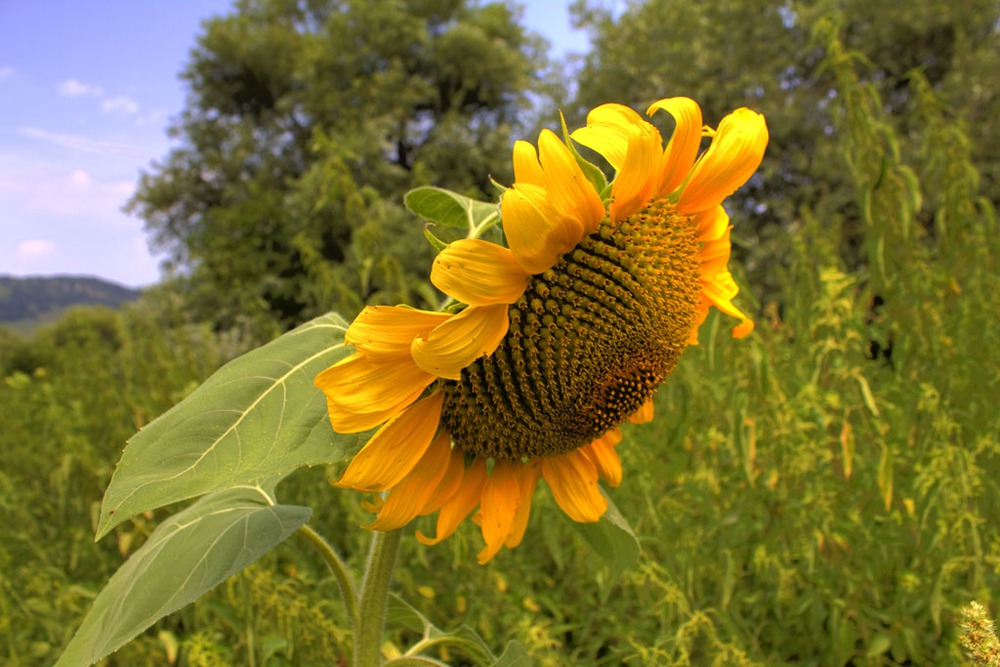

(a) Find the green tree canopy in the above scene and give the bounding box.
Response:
[128,0,550,332]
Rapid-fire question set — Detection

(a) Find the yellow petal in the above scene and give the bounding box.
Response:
[732,318,755,338]
[416,459,487,546]
[678,107,768,214]
[629,398,655,424]
[581,429,624,488]
[512,139,544,185]
[476,461,521,564]
[700,229,733,281]
[570,102,646,170]
[366,431,453,531]
[322,393,406,434]
[695,205,730,243]
[502,184,583,274]
[410,304,509,380]
[703,273,755,338]
[334,392,443,492]
[417,435,466,515]
[316,352,434,433]
[647,97,703,197]
[609,122,661,221]
[346,306,450,360]
[541,450,607,522]
[431,239,529,306]
[537,129,605,234]
[688,304,710,345]
[504,462,541,549]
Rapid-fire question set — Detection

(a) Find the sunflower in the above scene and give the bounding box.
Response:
[315,97,768,564]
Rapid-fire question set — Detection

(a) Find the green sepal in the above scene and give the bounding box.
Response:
[422,224,449,253]
[560,110,608,195]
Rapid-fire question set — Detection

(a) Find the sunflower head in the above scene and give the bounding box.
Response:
[316,97,768,563]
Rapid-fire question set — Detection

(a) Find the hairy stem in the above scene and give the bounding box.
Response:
[354,529,403,667]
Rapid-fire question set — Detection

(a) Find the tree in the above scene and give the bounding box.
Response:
[128,0,550,332]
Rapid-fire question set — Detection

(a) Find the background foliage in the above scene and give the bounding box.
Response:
[2,0,998,664]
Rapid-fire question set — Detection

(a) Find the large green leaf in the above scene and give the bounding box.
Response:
[97,312,355,538]
[57,486,311,667]
[404,186,499,235]
[570,491,641,586]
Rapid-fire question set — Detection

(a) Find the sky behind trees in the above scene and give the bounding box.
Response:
[0,1,588,287]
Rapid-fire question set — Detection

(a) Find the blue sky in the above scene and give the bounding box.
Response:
[0,1,589,288]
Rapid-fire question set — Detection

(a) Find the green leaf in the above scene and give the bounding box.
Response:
[492,642,533,667]
[404,186,499,234]
[569,491,641,585]
[97,312,356,538]
[57,486,311,667]
[386,595,496,664]
[877,442,894,512]
[866,633,892,659]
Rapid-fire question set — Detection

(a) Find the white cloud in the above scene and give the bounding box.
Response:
[18,126,151,159]
[58,78,104,97]
[0,66,13,81]
[1,164,135,222]
[101,95,139,115]
[16,239,56,260]
[135,108,169,127]
[69,169,93,187]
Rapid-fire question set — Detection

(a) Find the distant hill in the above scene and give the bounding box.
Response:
[0,275,142,335]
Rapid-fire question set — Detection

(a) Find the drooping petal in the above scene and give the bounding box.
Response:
[536,129,605,234]
[502,184,583,274]
[582,428,623,488]
[417,436,466,515]
[365,431,453,531]
[541,449,607,522]
[410,304,509,380]
[476,461,522,564]
[608,122,661,221]
[688,304,710,345]
[505,462,541,549]
[647,97,703,197]
[416,459,487,545]
[431,239,529,306]
[570,102,648,171]
[334,392,443,492]
[732,317,755,338]
[703,272,755,338]
[345,305,451,360]
[678,108,768,214]
[316,352,434,433]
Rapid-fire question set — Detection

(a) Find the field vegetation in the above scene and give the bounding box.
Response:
[2,1,998,664]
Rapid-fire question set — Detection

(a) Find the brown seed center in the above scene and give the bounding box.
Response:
[441,201,703,460]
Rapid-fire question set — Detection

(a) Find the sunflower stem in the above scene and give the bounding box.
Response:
[297,524,358,622]
[354,528,403,667]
